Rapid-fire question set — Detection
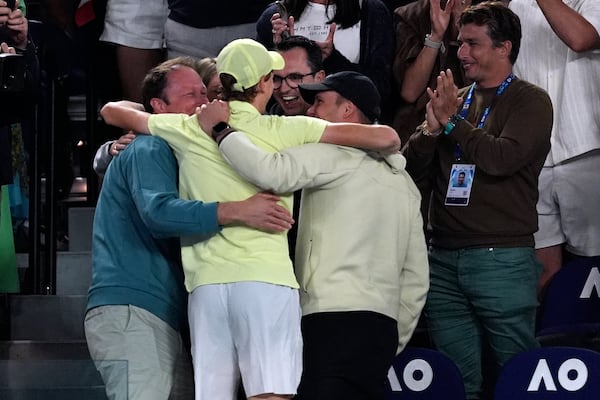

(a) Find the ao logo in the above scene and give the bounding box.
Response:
[527,358,588,392]
[386,348,466,398]
[580,267,600,298]
[387,359,433,392]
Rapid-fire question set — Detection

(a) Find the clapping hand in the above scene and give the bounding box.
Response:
[426,69,462,129]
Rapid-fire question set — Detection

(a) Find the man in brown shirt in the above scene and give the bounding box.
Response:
[403,3,552,399]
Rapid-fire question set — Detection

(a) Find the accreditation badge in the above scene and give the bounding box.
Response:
[445,164,475,206]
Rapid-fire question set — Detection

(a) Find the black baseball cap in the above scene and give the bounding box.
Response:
[298,71,381,123]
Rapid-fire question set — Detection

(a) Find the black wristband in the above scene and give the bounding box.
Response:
[211,121,230,139]
[213,127,236,145]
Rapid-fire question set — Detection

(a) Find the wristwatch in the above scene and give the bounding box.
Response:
[416,121,442,137]
[444,114,465,136]
[211,121,230,140]
[424,34,445,53]
[211,121,235,145]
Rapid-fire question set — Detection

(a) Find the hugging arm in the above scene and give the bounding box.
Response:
[219,132,343,194]
[320,123,400,155]
[131,147,292,237]
[218,193,294,233]
[101,101,151,134]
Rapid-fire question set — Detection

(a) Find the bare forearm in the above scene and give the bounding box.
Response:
[321,123,400,154]
[216,193,293,233]
[401,48,440,103]
[536,0,600,52]
[100,101,149,133]
[400,0,454,102]
[216,201,244,226]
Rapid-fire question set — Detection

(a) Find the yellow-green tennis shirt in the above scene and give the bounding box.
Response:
[148,100,328,291]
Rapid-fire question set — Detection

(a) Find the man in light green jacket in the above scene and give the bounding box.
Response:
[205,71,429,400]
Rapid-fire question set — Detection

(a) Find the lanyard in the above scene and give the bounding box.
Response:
[454,73,515,160]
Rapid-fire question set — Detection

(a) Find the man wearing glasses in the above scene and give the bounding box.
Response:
[269,35,328,260]
[270,35,326,117]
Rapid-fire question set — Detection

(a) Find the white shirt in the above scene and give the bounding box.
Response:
[294,2,361,64]
[511,0,600,165]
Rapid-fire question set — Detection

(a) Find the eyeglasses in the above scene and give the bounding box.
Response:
[273,72,316,89]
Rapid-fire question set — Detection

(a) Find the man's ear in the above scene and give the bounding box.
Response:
[499,40,512,59]
[314,69,326,82]
[342,100,355,120]
[257,74,272,93]
[150,97,167,113]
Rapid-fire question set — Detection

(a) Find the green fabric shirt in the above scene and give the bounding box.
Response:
[148,100,328,291]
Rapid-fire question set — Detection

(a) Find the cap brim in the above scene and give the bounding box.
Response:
[298,81,333,106]
[269,51,285,71]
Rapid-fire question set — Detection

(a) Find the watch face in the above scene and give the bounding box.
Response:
[213,122,229,133]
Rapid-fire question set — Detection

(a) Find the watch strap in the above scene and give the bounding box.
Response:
[424,34,445,53]
[212,126,236,145]
[211,122,230,139]
[444,114,464,136]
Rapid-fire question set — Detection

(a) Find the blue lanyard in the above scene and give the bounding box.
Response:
[454,73,515,160]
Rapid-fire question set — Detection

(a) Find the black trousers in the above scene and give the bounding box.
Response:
[295,311,398,400]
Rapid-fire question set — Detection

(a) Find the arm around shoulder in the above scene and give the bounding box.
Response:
[220,132,325,193]
[100,101,151,134]
[128,140,221,238]
[320,123,400,154]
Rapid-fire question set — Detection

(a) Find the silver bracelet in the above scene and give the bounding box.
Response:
[424,34,444,51]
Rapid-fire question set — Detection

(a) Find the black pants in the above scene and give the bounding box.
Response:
[295,311,398,400]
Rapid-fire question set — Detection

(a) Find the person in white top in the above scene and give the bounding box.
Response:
[256,0,394,105]
[510,0,600,299]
